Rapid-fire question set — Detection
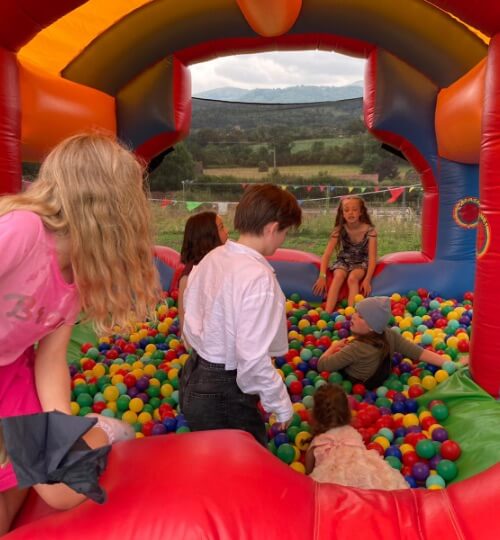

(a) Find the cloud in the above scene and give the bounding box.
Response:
[190,51,365,93]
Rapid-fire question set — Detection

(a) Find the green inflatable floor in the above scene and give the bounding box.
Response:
[418,369,500,483]
[67,320,98,363]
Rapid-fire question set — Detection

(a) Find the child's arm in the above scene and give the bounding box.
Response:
[313,231,339,295]
[34,324,74,414]
[393,332,469,367]
[305,446,316,475]
[360,230,377,296]
[178,275,188,336]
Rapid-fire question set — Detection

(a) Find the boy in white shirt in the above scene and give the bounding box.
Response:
[180,184,302,445]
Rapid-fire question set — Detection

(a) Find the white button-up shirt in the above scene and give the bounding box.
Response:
[183,240,293,422]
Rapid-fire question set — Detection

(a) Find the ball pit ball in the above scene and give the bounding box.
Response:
[415,439,436,459]
[437,459,459,482]
[431,403,449,422]
[425,474,446,489]
[440,440,462,461]
[277,443,296,464]
[412,462,430,482]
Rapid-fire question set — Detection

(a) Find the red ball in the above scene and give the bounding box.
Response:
[293,370,305,381]
[457,340,469,352]
[408,384,425,398]
[123,374,137,388]
[141,421,155,437]
[421,416,438,431]
[367,442,385,456]
[82,359,96,371]
[404,432,427,447]
[289,381,303,395]
[402,451,419,467]
[375,416,395,430]
[463,291,474,302]
[92,402,107,414]
[123,343,137,354]
[440,440,461,461]
[417,288,428,298]
[352,384,366,396]
[428,399,444,409]
[297,409,309,422]
[81,342,94,354]
[106,349,119,360]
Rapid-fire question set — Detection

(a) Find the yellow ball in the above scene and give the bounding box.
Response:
[308,309,319,317]
[391,293,401,302]
[93,364,106,378]
[131,368,144,379]
[298,319,310,329]
[157,322,170,334]
[153,409,161,421]
[168,368,179,381]
[70,402,80,415]
[446,336,458,349]
[145,344,157,353]
[399,443,414,455]
[290,462,306,474]
[402,331,414,341]
[99,336,111,344]
[138,329,148,339]
[354,294,365,303]
[149,377,161,387]
[288,330,300,340]
[447,311,459,320]
[157,304,168,315]
[317,320,327,330]
[121,410,138,424]
[344,306,355,317]
[144,364,157,377]
[106,401,117,413]
[285,301,294,312]
[408,376,421,386]
[111,374,124,385]
[132,361,144,370]
[373,436,390,451]
[103,386,120,402]
[138,412,153,424]
[428,423,443,435]
[402,413,419,428]
[129,397,144,413]
[135,432,145,439]
[435,370,449,383]
[421,375,437,391]
[392,413,404,422]
[419,411,432,421]
[295,431,312,451]
[169,339,180,349]
[179,354,189,365]
[129,333,141,343]
[109,364,121,375]
[292,402,306,412]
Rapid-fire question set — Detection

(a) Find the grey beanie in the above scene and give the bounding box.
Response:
[356,296,391,334]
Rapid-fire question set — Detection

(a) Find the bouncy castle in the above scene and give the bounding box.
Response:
[1,1,500,538]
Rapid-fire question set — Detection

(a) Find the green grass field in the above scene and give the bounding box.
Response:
[291,137,352,153]
[152,205,421,258]
[204,164,377,179]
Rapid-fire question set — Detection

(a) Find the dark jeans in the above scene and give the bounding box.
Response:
[179,351,267,446]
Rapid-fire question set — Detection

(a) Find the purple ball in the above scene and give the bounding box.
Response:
[342,321,351,330]
[424,319,434,328]
[412,462,430,481]
[151,423,167,436]
[136,392,149,403]
[406,425,422,434]
[127,387,139,398]
[393,392,406,402]
[136,376,150,391]
[291,394,302,403]
[378,407,392,416]
[309,358,319,371]
[269,423,283,437]
[69,365,78,377]
[399,362,413,373]
[429,454,443,470]
[431,427,449,442]
[393,352,403,363]
[338,328,350,339]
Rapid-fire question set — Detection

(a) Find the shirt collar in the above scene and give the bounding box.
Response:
[226,240,275,272]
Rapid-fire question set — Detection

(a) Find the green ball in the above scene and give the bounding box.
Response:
[375,397,392,409]
[116,395,131,412]
[385,456,402,470]
[76,393,93,408]
[302,395,314,409]
[289,293,301,303]
[87,383,98,396]
[142,404,154,414]
[268,438,277,455]
[132,422,143,433]
[101,408,115,418]
[277,443,296,464]
[416,439,436,459]
[286,426,301,441]
[78,406,92,416]
[289,340,302,351]
[431,403,449,421]
[289,413,302,427]
[73,384,89,397]
[302,386,315,397]
[406,301,418,314]
[282,364,294,376]
[86,347,99,360]
[146,385,161,398]
[154,369,168,382]
[176,426,191,434]
[436,459,458,482]
[328,372,343,384]
[341,380,352,393]
[299,421,311,432]
[315,379,327,389]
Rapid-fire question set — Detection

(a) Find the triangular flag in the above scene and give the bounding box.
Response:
[387,187,405,203]
[281,185,288,190]
[329,186,335,192]
[348,186,354,193]
[409,186,415,192]
[186,201,203,212]
[319,185,326,192]
[306,186,313,192]
[297,199,304,206]
[361,187,366,193]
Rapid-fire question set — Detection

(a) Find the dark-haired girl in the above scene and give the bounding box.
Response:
[305,384,409,490]
[313,196,377,312]
[178,212,228,336]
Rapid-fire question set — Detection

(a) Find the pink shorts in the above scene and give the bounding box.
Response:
[0,347,42,492]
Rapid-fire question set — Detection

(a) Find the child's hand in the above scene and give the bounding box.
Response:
[312,276,327,296]
[360,279,372,296]
[320,338,348,360]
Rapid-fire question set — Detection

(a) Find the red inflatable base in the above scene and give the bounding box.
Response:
[8,430,500,539]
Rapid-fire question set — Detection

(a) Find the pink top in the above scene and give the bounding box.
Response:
[0,210,80,366]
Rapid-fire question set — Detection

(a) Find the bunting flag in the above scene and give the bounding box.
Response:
[161,198,173,208]
[306,186,313,192]
[329,186,335,192]
[297,199,304,206]
[348,186,354,193]
[319,185,326,192]
[387,187,405,203]
[361,187,367,193]
[186,201,203,212]
[409,186,415,192]
[280,185,288,190]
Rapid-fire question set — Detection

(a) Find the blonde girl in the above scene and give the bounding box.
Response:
[0,133,161,534]
[313,196,377,312]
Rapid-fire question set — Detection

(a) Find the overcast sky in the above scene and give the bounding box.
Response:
[190,51,365,94]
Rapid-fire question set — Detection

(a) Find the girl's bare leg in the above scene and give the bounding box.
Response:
[347,268,366,306]
[325,269,348,312]
[0,487,28,535]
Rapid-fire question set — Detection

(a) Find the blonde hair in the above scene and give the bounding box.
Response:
[0,133,160,333]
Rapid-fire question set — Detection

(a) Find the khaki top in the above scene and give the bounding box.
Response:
[317,329,425,382]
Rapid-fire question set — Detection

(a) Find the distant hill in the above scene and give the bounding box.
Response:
[194,82,363,104]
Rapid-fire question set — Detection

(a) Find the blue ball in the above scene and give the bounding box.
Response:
[274,433,289,447]
[404,399,419,413]
[162,417,177,432]
[385,446,403,460]
[405,475,418,488]
[391,401,406,414]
